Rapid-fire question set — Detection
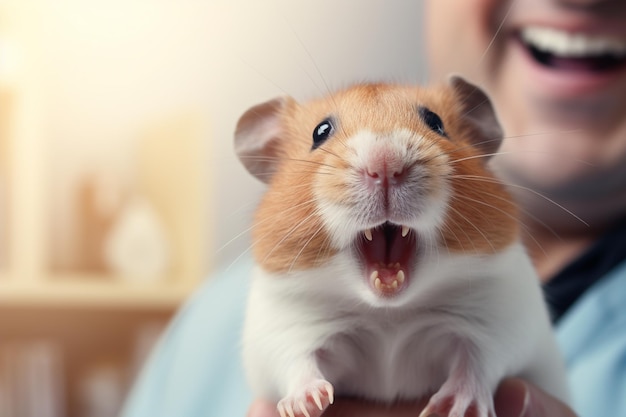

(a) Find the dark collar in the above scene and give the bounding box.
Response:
[542,218,626,324]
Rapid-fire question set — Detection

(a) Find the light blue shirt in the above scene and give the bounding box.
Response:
[120,258,626,417]
[556,258,626,417]
[120,260,254,417]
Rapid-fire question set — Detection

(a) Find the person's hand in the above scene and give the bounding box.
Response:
[247,378,577,417]
[247,398,426,417]
[494,378,577,417]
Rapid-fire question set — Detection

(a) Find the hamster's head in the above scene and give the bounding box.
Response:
[235,76,518,304]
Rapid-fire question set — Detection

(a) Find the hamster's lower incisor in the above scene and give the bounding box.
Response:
[235,76,569,417]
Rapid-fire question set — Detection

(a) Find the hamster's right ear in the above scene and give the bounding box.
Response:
[448,75,503,157]
[234,96,295,183]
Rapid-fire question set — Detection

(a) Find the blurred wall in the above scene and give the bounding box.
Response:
[0,0,427,272]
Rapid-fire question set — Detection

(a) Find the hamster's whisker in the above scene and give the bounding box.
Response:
[441,210,479,254]
[283,15,335,104]
[314,232,335,267]
[251,170,337,180]
[419,134,445,154]
[449,179,563,244]
[449,148,592,167]
[477,0,519,65]
[220,196,323,256]
[450,174,588,227]
[260,209,323,267]
[293,58,330,100]
[254,198,321,229]
[237,55,292,97]
[437,222,457,253]
[283,168,338,177]
[448,151,513,164]
[413,141,451,166]
[217,227,256,256]
[443,129,590,166]
[288,215,328,273]
[447,137,500,156]
[503,129,584,142]
[239,156,340,171]
[224,241,255,275]
[228,201,318,277]
[459,97,491,122]
[316,145,349,165]
[460,129,584,157]
[450,193,548,257]
[446,204,496,253]
[421,151,451,165]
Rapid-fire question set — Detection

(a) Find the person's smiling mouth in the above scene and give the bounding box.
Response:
[518,26,626,73]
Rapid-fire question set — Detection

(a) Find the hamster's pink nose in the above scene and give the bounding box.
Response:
[365,162,407,189]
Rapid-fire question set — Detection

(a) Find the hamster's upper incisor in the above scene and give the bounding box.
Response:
[235,77,569,417]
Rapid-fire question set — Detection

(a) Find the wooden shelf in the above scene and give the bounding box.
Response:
[0,275,197,309]
[0,8,213,415]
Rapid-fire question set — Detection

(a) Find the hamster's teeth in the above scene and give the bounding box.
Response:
[370,270,379,282]
[374,277,382,290]
[370,269,406,293]
[401,225,410,237]
[364,229,373,241]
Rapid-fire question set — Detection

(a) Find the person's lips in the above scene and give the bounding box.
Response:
[520,26,626,71]
[514,26,626,98]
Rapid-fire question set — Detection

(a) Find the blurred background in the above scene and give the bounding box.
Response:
[0,0,426,416]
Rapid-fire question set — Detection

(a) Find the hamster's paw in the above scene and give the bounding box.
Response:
[418,379,494,417]
[277,379,334,417]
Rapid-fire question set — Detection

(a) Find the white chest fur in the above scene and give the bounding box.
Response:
[242,242,569,410]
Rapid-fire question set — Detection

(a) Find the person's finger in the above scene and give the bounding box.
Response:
[494,378,577,417]
[322,398,427,417]
[247,400,279,417]
[494,378,531,417]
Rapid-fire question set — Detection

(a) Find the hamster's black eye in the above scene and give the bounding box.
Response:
[312,118,334,150]
[418,106,446,137]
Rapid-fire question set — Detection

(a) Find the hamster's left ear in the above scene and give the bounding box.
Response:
[234,96,296,183]
[448,75,503,157]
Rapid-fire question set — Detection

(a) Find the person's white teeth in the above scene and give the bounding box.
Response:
[521,26,626,57]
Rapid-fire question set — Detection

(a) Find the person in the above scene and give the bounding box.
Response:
[120,0,626,416]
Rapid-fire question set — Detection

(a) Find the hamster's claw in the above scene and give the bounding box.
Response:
[277,379,334,417]
[418,379,495,417]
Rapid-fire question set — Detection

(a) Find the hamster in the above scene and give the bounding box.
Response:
[235,76,569,417]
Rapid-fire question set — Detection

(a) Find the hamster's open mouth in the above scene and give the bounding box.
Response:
[355,222,417,298]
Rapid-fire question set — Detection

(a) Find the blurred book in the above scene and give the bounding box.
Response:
[0,175,6,271]
[0,341,65,417]
[0,89,11,272]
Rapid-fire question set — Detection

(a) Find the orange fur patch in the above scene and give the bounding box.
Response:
[252,82,519,273]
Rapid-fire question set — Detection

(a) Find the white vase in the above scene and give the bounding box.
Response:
[103,196,170,282]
